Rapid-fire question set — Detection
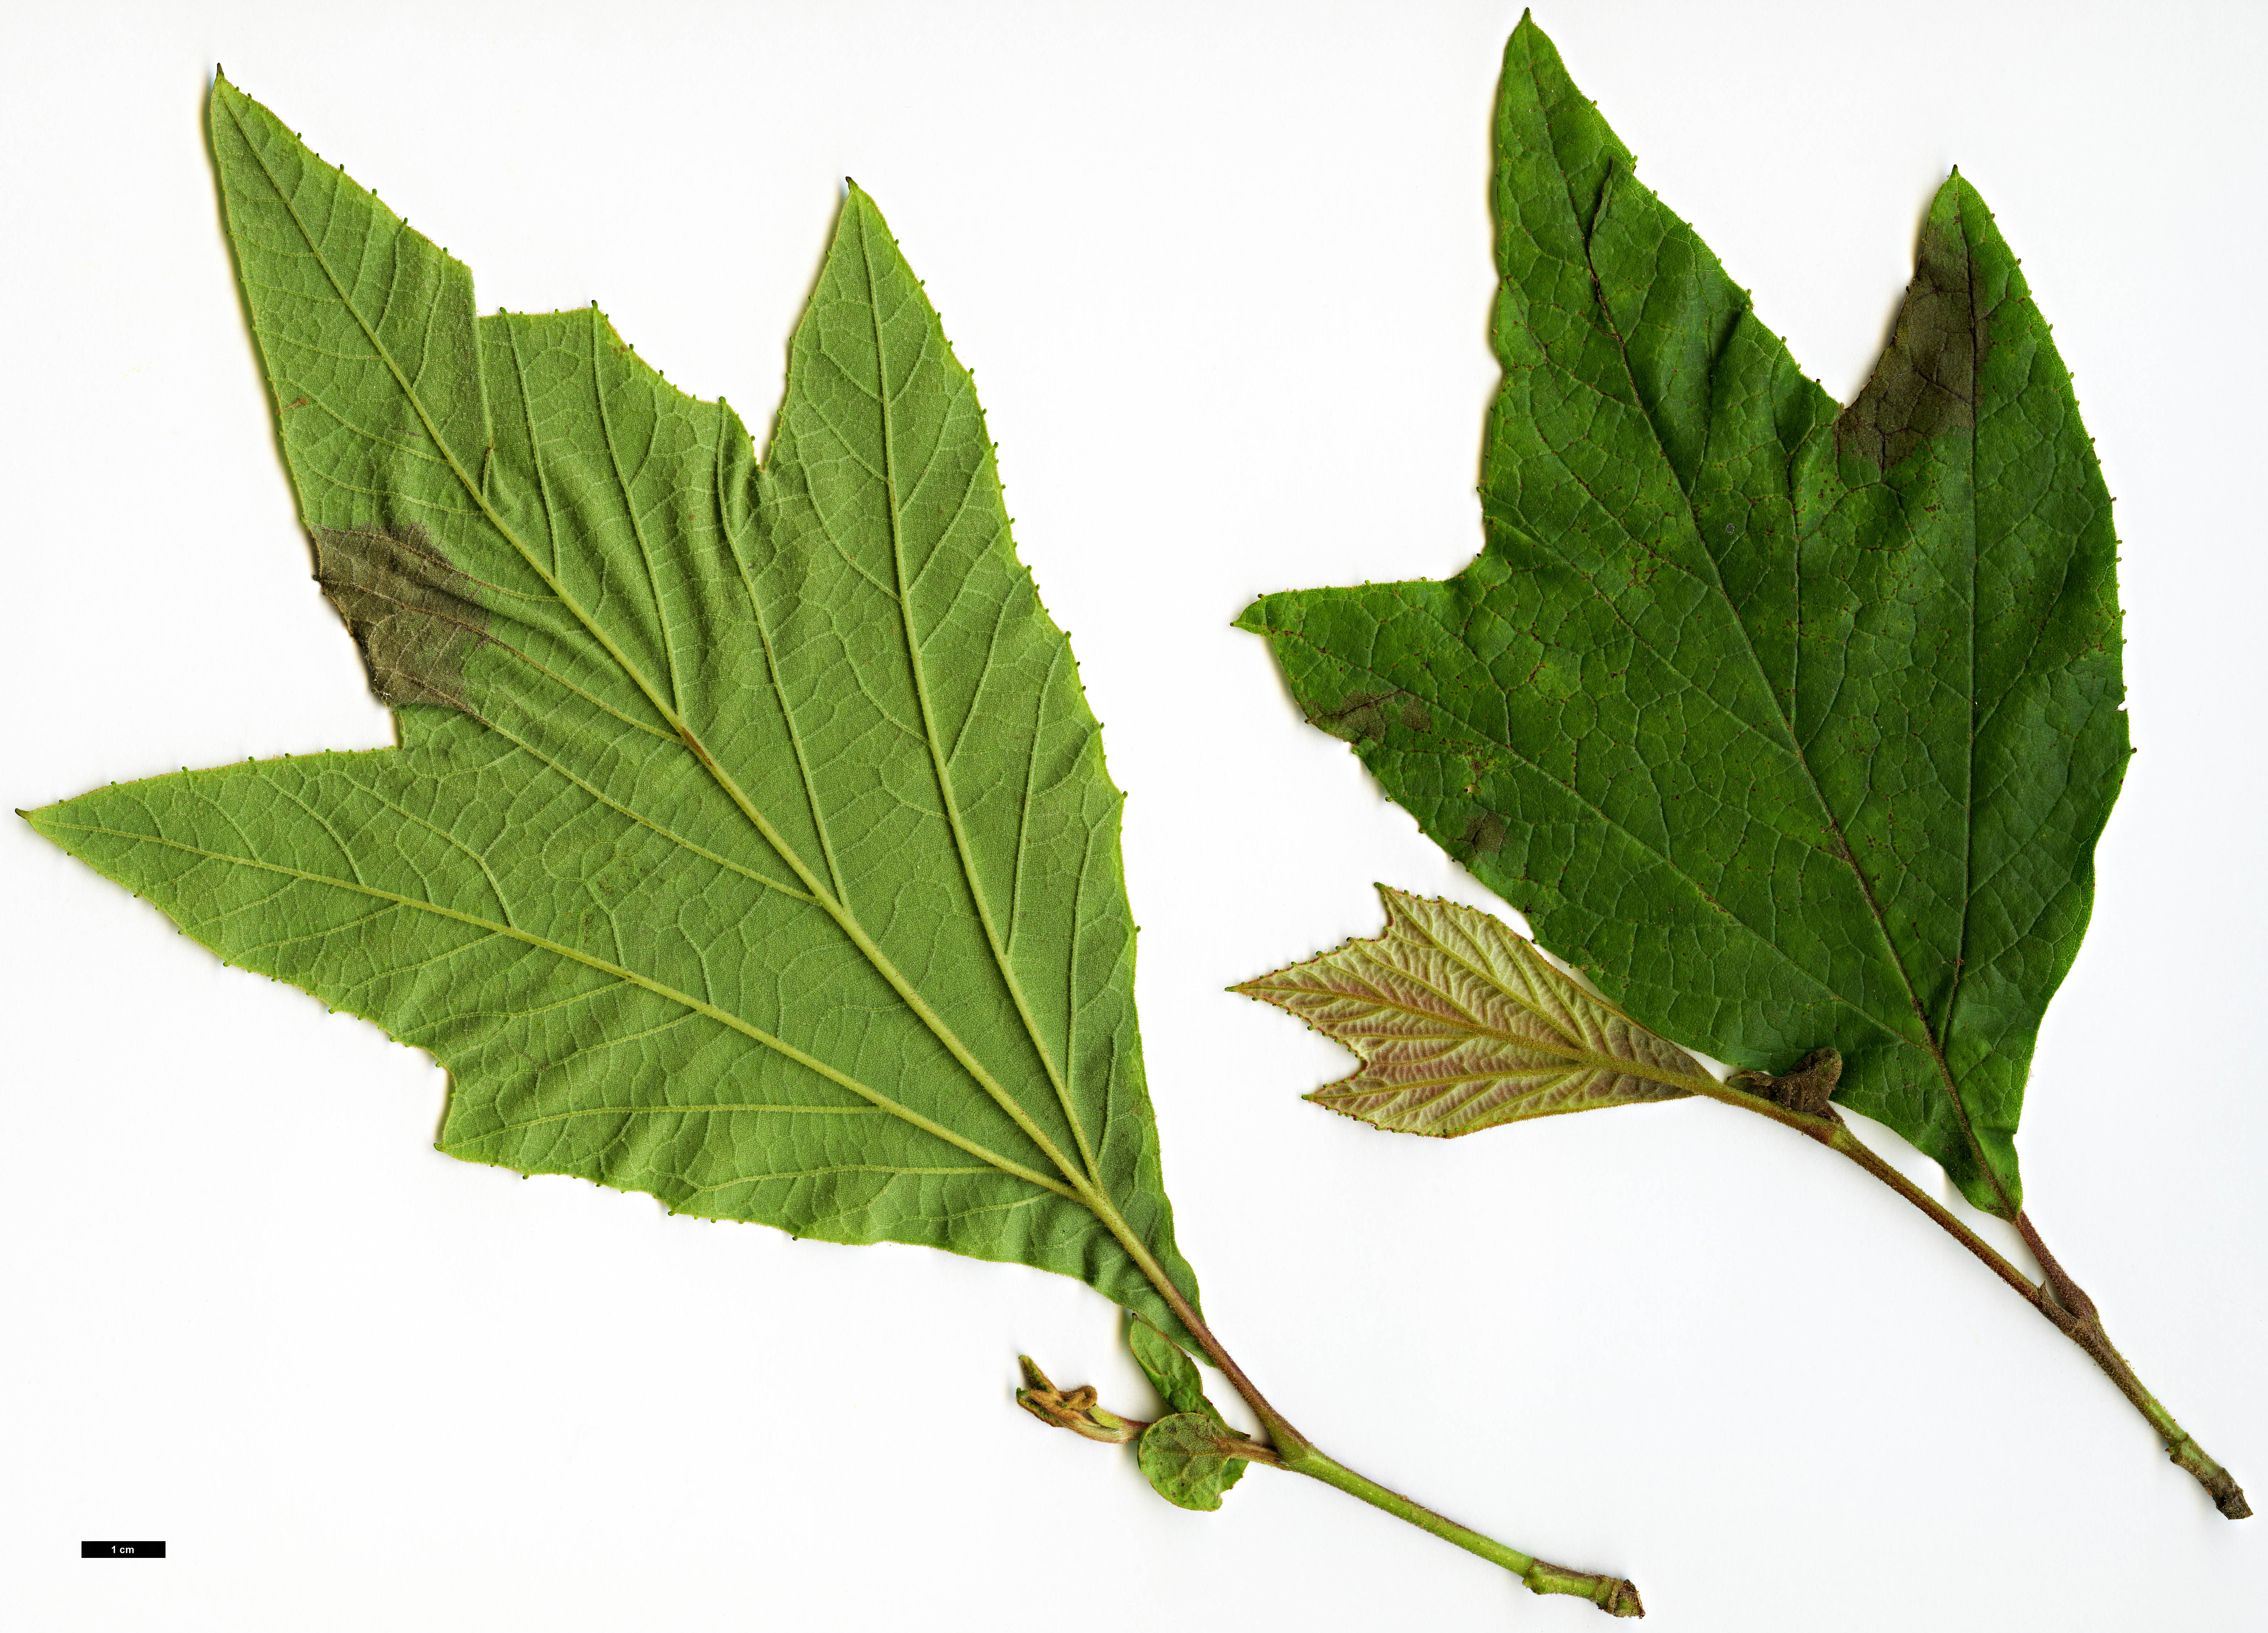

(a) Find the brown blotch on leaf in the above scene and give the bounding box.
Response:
[1310,687,1432,745]
[313,523,490,714]
[1834,211,1984,472]
[1312,688,1389,743]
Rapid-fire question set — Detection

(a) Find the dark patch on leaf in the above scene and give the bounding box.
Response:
[1312,689,1389,743]
[1311,687,1430,745]
[1835,209,1983,471]
[312,523,490,713]
[1461,811,1507,856]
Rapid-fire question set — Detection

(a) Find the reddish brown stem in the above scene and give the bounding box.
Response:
[2013,1212,2250,1519]
[1700,1076,2248,1518]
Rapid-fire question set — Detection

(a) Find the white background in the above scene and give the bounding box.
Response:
[4,2,2263,1628]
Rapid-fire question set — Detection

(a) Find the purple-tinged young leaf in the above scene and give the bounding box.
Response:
[1238,887,1711,1136]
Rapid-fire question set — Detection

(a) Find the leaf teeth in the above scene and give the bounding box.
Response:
[1238,888,1706,1136]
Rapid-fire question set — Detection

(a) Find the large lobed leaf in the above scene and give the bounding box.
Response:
[1237,16,2127,1216]
[27,78,1201,1339]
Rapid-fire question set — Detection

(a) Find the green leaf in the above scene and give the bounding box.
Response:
[1127,1313,1214,1419]
[18,74,1665,1602]
[26,76,1202,1340]
[1236,887,1710,1135]
[1236,15,2127,1218]
[1137,1413,1253,1513]
[1128,1313,1250,1507]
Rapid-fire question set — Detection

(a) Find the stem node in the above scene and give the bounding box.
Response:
[1528,1561,1645,1617]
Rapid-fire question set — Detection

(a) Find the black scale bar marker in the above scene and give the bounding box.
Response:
[82,1540,166,1559]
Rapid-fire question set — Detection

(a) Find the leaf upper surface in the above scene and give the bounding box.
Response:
[1137,1414,1252,1513]
[28,78,1200,1338]
[1237,888,1706,1135]
[1236,17,2128,1215]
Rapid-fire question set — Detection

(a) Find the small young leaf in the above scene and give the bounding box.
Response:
[1126,1313,1251,1508]
[1127,1314,1215,1420]
[1015,1356,1142,1445]
[1238,887,1709,1135]
[1138,1413,1254,1513]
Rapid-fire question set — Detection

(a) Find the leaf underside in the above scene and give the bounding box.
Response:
[1238,887,1707,1136]
[1237,17,2127,1216]
[29,78,1202,1340]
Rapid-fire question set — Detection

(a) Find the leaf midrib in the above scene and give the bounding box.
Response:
[856,221,1107,1191]
[1934,192,1982,1065]
[1344,1064,1674,1098]
[1570,163,1935,1043]
[1389,904,1707,1095]
[1515,91,2000,1200]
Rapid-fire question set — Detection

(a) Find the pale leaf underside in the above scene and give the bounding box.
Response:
[28,76,1201,1343]
[1237,888,1707,1136]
